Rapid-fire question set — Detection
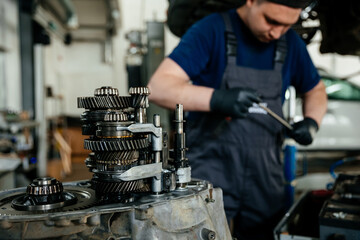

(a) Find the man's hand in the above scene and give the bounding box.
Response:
[288,117,319,145]
[210,88,261,118]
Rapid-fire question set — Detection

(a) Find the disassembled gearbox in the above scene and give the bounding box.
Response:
[0,86,231,240]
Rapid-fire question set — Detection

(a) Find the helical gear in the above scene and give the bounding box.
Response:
[95,151,139,164]
[92,180,150,194]
[84,138,149,151]
[129,87,150,108]
[77,96,132,110]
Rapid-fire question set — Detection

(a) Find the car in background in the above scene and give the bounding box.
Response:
[283,69,360,160]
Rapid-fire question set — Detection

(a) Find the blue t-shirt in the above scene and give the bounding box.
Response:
[169,9,320,102]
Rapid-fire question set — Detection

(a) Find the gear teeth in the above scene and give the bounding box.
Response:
[131,95,148,108]
[94,86,119,96]
[129,87,150,108]
[95,151,139,165]
[26,178,63,196]
[84,138,148,151]
[77,96,132,110]
[104,112,128,122]
[92,180,149,194]
[129,87,150,95]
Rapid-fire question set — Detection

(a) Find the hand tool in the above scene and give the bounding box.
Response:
[258,104,293,131]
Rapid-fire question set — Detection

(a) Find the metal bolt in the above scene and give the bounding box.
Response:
[201,228,216,240]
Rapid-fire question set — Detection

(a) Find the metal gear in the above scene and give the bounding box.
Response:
[84,138,149,151]
[92,180,150,194]
[129,87,150,95]
[95,151,139,164]
[26,177,63,196]
[94,86,119,96]
[129,87,150,108]
[77,96,132,110]
[104,112,128,122]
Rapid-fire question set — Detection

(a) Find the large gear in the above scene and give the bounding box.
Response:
[77,96,132,110]
[84,138,149,151]
[95,151,139,164]
[92,179,150,194]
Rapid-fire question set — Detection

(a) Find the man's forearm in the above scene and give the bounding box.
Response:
[149,78,214,111]
[302,81,328,126]
[147,58,214,111]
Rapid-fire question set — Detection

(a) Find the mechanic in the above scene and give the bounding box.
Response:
[148,0,327,239]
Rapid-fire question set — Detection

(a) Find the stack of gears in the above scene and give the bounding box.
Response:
[0,86,233,240]
[78,86,169,202]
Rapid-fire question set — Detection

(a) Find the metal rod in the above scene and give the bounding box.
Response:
[258,105,293,131]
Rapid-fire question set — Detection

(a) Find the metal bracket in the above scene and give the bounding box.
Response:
[119,163,162,181]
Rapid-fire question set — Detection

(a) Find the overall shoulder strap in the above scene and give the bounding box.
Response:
[220,12,237,57]
[274,35,287,71]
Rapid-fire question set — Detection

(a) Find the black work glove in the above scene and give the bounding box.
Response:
[287,117,319,145]
[210,88,261,118]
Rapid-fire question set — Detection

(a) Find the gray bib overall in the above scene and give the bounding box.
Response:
[186,12,287,239]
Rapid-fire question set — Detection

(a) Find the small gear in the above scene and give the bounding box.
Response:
[104,112,128,122]
[94,86,119,96]
[27,177,63,196]
[84,138,149,151]
[129,87,150,96]
[129,87,150,108]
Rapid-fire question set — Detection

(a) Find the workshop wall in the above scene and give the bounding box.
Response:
[42,0,179,117]
[0,0,21,112]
